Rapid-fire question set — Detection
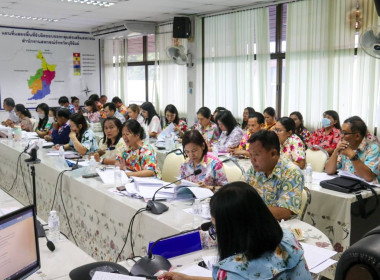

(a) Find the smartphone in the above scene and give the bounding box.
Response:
[82,173,99,178]
[116,186,126,191]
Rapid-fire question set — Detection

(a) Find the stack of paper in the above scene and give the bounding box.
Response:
[300,242,337,274]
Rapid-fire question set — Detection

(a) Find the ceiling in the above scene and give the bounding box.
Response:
[0,0,286,32]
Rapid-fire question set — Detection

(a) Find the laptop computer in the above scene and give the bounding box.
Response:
[0,205,41,280]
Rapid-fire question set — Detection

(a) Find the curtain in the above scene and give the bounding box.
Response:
[284,0,380,132]
[203,8,271,118]
[155,24,187,116]
[103,39,127,102]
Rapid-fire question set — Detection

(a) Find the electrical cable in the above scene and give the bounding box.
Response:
[4,152,23,193]
[115,207,146,263]
[51,170,67,211]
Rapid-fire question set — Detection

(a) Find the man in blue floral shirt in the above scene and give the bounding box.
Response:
[244,130,304,220]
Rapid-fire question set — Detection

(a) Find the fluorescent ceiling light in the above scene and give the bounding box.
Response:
[60,0,118,7]
[0,13,58,22]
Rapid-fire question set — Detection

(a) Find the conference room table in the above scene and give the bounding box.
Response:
[0,189,96,280]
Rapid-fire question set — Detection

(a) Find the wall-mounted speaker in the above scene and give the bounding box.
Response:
[173,17,191,39]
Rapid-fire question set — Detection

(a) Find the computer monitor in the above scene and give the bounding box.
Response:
[0,205,41,280]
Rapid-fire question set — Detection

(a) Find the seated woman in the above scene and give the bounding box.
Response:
[141,101,162,138]
[230,112,265,158]
[180,130,227,192]
[59,113,98,155]
[307,110,342,155]
[163,104,187,138]
[212,107,226,121]
[289,111,311,144]
[35,103,51,138]
[241,106,255,130]
[194,107,219,146]
[215,110,244,153]
[84,100,100,123]
[127,104,144,125]
[159,182,312,280]
[263,106,277,131]
[11,104,33,132]
[71,96,81,114]
[119,119,161,178]
[93,118,126,165]
[274,117,306,169]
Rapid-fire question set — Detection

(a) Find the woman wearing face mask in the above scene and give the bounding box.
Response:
[35,103,50,138]
[93,117,126,165]
[194,107,220,146]
[307,110,342,155]
[10,104,33,132]
[163,104,187,138]
[118,119,161,178]
[274,117,306,169]
[180,130,227,192]
[56,113,98,155]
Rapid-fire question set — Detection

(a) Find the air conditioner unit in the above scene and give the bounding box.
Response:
[90,21,155,38]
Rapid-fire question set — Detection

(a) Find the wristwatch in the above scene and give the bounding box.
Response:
[350,154,359,161]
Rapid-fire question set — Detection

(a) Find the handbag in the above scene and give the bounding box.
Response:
[320,176,379,219]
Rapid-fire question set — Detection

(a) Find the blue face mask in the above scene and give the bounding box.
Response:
[321,118,331,128]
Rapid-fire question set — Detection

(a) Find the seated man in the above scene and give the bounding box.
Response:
[112,97,127,118]
[2,97,19,126]
[325,116,380,183]
[103,102,125,124]
[244,130,303,221]
[44,108,71,145]
[58,96,75,115]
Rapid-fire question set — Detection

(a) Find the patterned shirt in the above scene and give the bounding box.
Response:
[296,128,311,144]
[99,137,127,160]
[163,119,188,134]
[88,111,101,123]
[67,104,76,115]
[307,127,342,150]
[114,111,126,124]
[117,104,127,116]
[281,134,306,163]
[180,153,228,186]
[146,115,162,135]
[244,157,303,216]
[217,126,244,152]
[213,229,311,280]
[238,131,252,150]
[121,144,161,178]
[20,116,33,132]
[194,122,220,146]
[337,137,380,183]
[366,132,379,144]
[69,129,98,154]
[265,121,277,131]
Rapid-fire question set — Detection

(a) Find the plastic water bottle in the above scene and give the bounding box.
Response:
[48,210,60,243]
[305,163,313,187]
[59,145,65,160]
[89,156,97,173]
[192,199,201,215]
[7,127,12,140]
[114,166,122,188]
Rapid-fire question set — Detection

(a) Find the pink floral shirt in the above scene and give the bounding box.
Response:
[180,153,228,186]
[282,134,306,163]
[307,127,342,150]
[238,131,252,150]
[194,122,220,146]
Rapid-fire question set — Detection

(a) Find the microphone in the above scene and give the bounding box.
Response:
[146,169,202,215]
[45,235,55,252]
[130,221,211,277]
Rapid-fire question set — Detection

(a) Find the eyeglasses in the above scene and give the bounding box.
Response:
[342,132,357,136]
[273,128,284,133]
[208,223,217,240]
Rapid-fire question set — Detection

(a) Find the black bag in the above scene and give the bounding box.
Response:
[320,176,379,219]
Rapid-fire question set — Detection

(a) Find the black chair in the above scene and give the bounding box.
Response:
[335,225,380,280]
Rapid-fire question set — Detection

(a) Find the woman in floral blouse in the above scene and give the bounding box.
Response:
[180,130,227,192]
[93,117,126,165]
[84,99,101,123]
[163,104,187,138]
[119,119,160,178]
[11,104,33,132]
[289,111,311,144]
[274,117,306,169]
[194,107,219,146]
[215,110,244,153]
[159,182,311,280]
[59,113,98,155]
[307,110,342,155]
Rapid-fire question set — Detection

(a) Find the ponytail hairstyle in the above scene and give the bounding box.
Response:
[15,104,31,118]
[124,119,146,140]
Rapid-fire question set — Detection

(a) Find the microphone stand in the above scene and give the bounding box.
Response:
[146,169,201,215]
[25,147,45,237]
[130,222,211,277]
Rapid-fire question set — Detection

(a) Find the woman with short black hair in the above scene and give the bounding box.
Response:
[164,104,187,137]
[241,107,255,130]
[264,106,277,131]
[194,107,219,146]
[215,110,244,153]
[180,130,227,192]
[159,182,311,280]
[140,101,161,138]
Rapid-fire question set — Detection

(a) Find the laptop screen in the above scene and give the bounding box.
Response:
[0,205,41,280]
